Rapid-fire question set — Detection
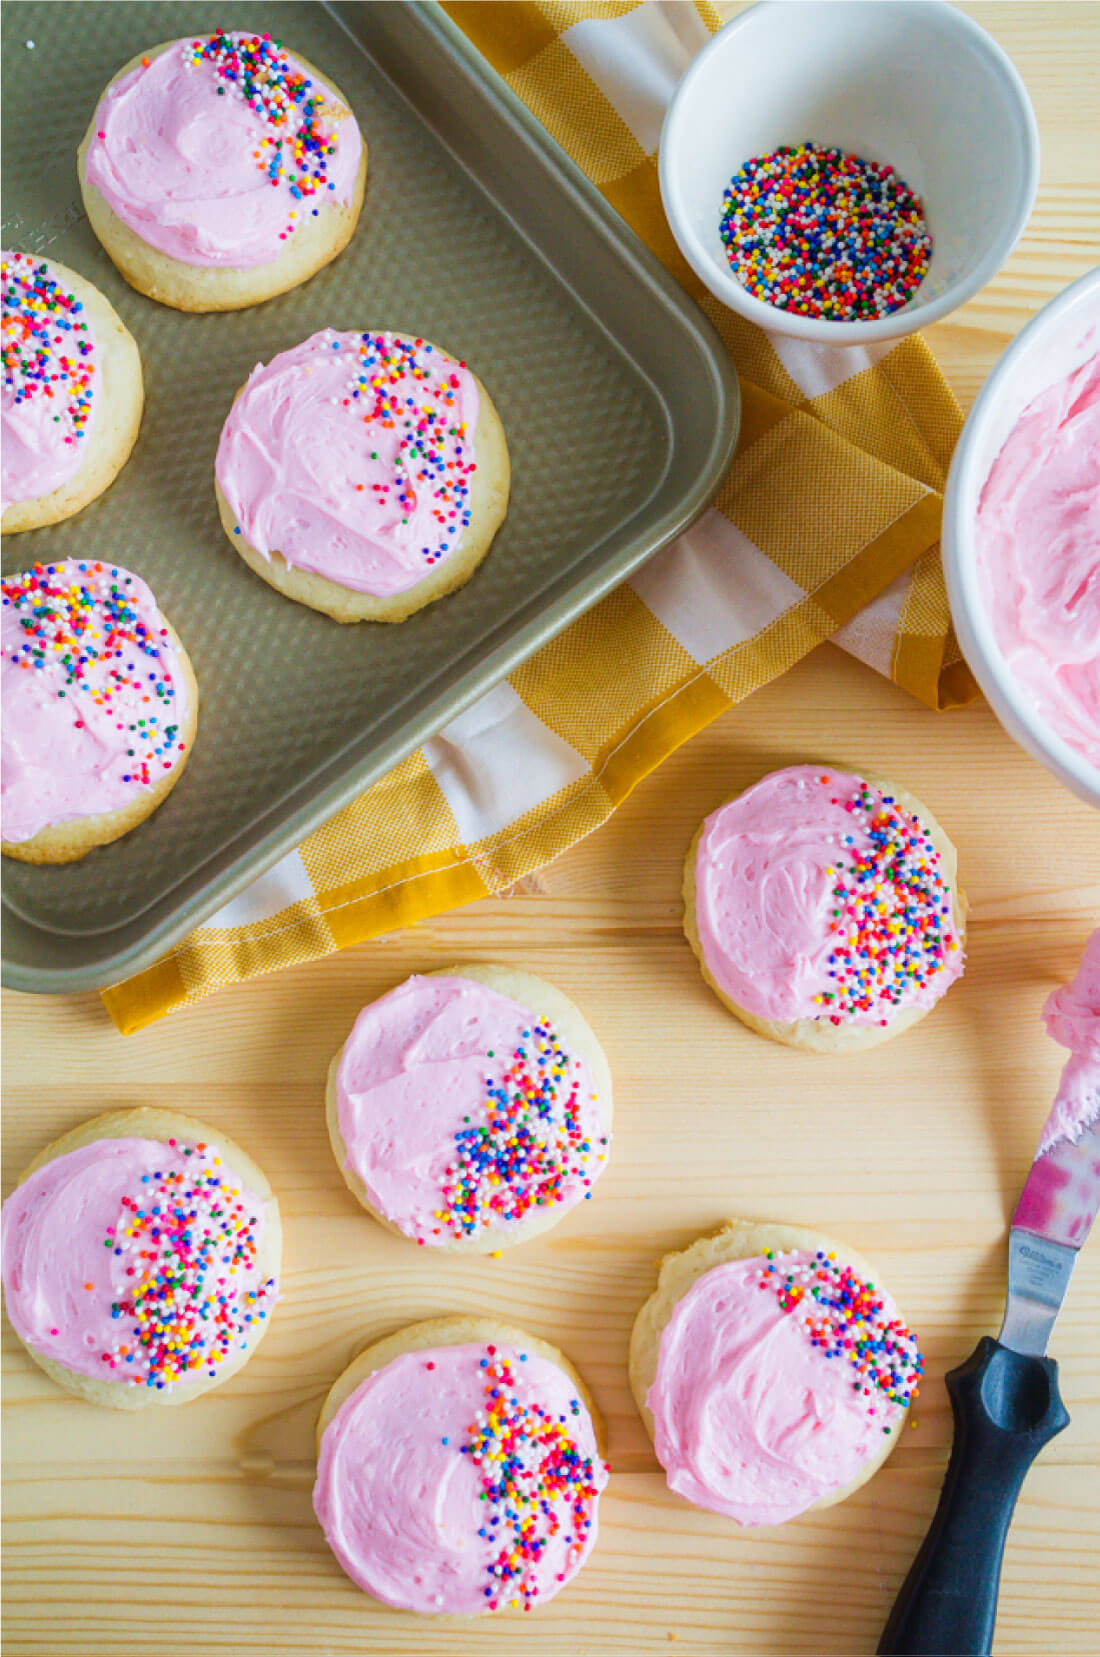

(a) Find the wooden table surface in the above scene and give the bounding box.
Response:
[3,6,1099,1654]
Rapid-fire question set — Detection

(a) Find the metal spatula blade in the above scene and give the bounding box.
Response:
[1000,1120,1100,1354]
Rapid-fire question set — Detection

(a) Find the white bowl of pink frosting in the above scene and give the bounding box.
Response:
[943,267,1100,808]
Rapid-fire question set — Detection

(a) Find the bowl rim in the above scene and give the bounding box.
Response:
[942,264,1100,809]
[658,0,1041,346]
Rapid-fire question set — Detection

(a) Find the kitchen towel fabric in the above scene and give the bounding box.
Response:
[103,0,974,1033]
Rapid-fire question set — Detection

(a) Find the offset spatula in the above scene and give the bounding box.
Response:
[878,1117,1099,1656]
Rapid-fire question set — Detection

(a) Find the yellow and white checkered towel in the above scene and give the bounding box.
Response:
[102,0,975,1034]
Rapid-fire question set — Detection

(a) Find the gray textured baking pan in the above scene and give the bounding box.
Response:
[1,0,740,995]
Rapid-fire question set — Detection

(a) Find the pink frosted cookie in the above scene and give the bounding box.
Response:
[78,31,366,311]
[684,763,966,1051]
[1,1108,281,1409]
[1,560,197,863]
[326,965,612,1251]
[215,328,510,621]
[2,251,143,533]
[630,1220,922,1526]
[314,1317,608,1613]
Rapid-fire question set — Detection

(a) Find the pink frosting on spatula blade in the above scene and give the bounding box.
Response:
[975,351,1100,768]
[334,974,609,1245]
[216,330,481,596]
[693,765,963,1026]
[1,1137,277,1391]
[84,34,362,269]
[313,1342,607,1612]
[1,251,99,513]
[1,561,191,844]
[1039,928,1100,1155]
[647,1253,921,1526]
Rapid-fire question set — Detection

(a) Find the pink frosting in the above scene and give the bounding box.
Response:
[334,974,609,1246]
[693,765,964,1027]
[1,251,98,513]
[975,350,1100,767]
[216,330,481,596]
[646,1251,920,1527]
[1,561,191,844]
[83,34,362,270]
[1,1135,277,1392]
[313,1341,607,1612]
[1039,927,1100,1155]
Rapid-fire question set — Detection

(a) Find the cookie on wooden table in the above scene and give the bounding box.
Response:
[326,964,612,1250]
[683,762,967,1051]
[313,1316,608,1613]
[1,251,143,533]
[1,1107,281,1409]
[1,560,197,863]
[215,328,510,621]
[630,1219,922,1526]
[78,32,366,312]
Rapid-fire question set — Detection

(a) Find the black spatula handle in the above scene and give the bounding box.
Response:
[878,1336,1069,1656]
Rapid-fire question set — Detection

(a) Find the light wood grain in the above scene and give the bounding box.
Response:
[3,6,1100,1655]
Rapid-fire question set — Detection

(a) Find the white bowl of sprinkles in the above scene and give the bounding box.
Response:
[659,1,1039,344]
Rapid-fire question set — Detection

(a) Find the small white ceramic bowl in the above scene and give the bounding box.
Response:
[942,267,1100,810]
[659,1,1039,345]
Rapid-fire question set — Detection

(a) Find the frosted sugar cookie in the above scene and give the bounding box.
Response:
[78,32,366,311]
[1,1108,281,1409]
[1,560,197,863]
[1,251,143,533]
[684,763,966,1050]
[630,1219,922,1526]
[215,329,510,621]
[314,1316,608,1612]
[326,965,612,1250]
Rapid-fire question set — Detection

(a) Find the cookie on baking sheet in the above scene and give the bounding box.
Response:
[2,251,143,533]
[326,964,612,1250]
[215,328,509,622]
[683,762,967,1051]
[0,1107,281,1409]
[630,1219,922,1527]
[313,1316,609,1613]
[1,560,197,864]
[77,32,366,312]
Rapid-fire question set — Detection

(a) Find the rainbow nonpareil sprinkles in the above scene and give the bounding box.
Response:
[759,1249,923,1424]
[719,143,932,321]
[337,332,475,567]
[1,563,186,786]
[2,252,96,446]
[458,1346,603,1610]
[813,775,959,1026]
[97,1138,275,1388]
[423,1018,608,1244]
[185,31,340,237]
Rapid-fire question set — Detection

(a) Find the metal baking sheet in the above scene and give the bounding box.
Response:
[1,0,740,994]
